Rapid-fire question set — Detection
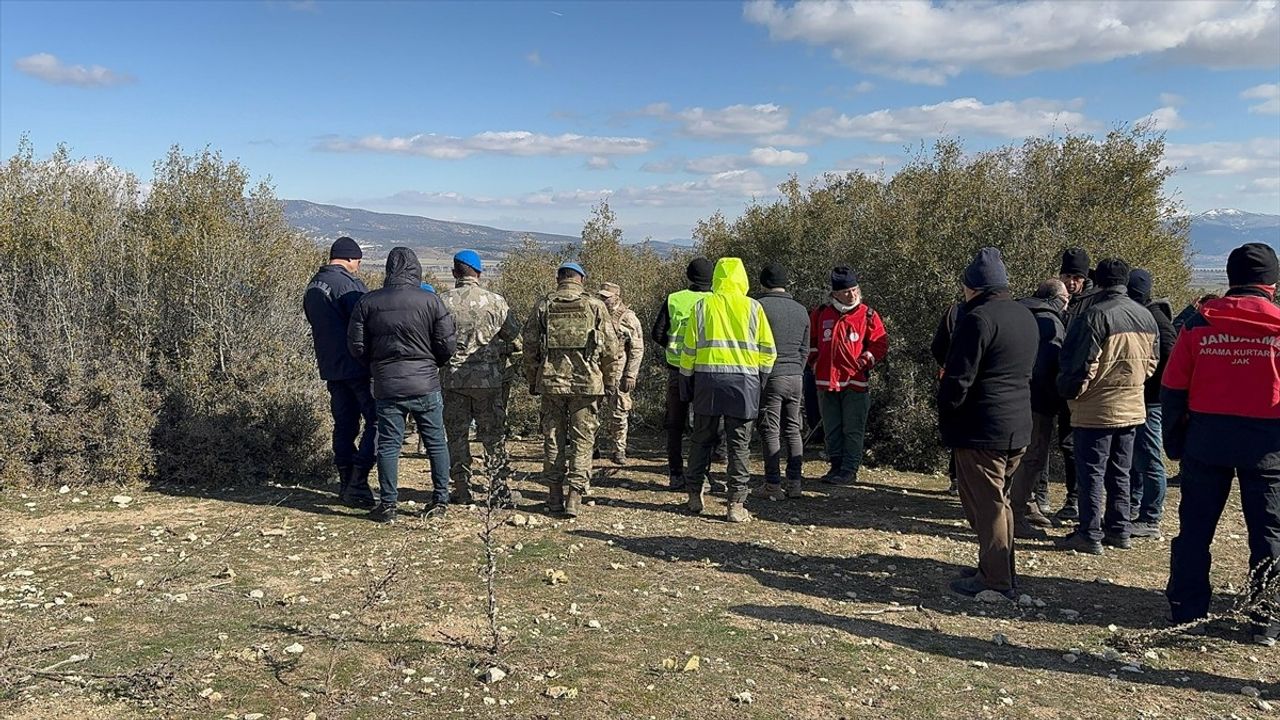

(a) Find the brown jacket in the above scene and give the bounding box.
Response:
[1057,287,1159,428]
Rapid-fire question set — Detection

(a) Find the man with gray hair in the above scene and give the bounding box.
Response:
[1009,279,1070,538]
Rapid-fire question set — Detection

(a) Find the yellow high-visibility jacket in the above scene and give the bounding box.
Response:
[678,257,776,419]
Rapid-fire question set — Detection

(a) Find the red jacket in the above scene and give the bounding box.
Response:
[808,303,889,392]
[1161,289,1280,469]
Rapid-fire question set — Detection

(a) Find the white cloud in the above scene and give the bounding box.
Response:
[376,170,771,210]
[684,147,809,174]
[643,102,790,138]
[14,53,133,88]
[1242,83,1280,114]
[805,97,1094,143]
[318,130,655,159]
[756,133,814,146]
[853,80,875,93]
[745,0,1279,84]
[640,158,683,173]
[1135,106,1186,131]
[584,156,615,170]
[1165,137,1280,176]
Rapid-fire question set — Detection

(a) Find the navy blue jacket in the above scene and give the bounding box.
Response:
[304,264,370,381]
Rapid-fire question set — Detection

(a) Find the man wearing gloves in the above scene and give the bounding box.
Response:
[808,267,889,485]
[679,258,776,523]
[938,248,1039,599]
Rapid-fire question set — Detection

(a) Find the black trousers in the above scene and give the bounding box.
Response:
[1057,406,1078,498]
[664,367,720,475]
[327,378,376,470]
[1167,457,1280,623]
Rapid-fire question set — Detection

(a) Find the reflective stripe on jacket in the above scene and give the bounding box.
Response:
[664,288,711,366]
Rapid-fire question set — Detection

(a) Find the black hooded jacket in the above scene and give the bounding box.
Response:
[1017,295,1067,416]
[347,247,457,400]
[303,263,369,381]
[1128,293,1177,404]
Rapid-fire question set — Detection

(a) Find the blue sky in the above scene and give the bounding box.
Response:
[2,0,1278,240]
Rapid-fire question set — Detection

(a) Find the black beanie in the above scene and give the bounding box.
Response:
[1127,268,1153,304]
[1226,242,1280,286]
[1094,258,1130,289]
[760,263,789,289]
[687,257,714,287]
[831,266,859,291]
[962,247,1009,292]
[330,236,363,260]
[1060,247,1090,277]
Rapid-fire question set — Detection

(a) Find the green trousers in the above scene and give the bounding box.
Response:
[818,389,870,476]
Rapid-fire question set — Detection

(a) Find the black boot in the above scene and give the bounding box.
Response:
[336,465,353,499]
[343,466,378,509]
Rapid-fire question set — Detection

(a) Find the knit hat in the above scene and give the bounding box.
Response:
[453,249,482,273]
[687,257,714,286]
[1226,242,1280,286]
[1060,247,1090,278]
[831,266,859,291]
[759,263,789,289]
[1094,258,1130,289]
[1126,268,1153,304]
[329,236,363,260]
[962,247,1009,292]
[558,261,586,279]
[598,282,621,298]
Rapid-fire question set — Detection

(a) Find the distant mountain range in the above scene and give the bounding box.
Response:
[284,200,1275,267]
[1185,208,1279,264]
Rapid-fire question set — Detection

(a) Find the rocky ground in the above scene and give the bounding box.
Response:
[0,439,1275,719]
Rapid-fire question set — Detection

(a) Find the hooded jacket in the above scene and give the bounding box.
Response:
[1018,295,1067,416]
[347,247,457,400]
[937,290,1038,450]
[303,263,369,381]
[678,258,777,419]
[1161,288,1280,470]
[1056,286,1159,428]
[1127,286,1178,404]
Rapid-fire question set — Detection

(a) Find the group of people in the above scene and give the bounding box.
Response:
[934,243,1279,645]
[304,235,1279,644]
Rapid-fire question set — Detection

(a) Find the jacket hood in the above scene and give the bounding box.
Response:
[1199,295,1280,338]
[1147,298,1173,322]
[1019,296,1064,316]
[712,257,749,296]
[385,247,423,286]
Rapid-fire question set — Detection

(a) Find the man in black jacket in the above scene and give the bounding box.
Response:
[1126,269,1178,539]
[931,301,964,496]
[1008,279,1069,538]
[1054,247,1097,521]
[939,248,1039,599]
[303,237,377,509]
[348,247,457,523]
[752,263,811,500]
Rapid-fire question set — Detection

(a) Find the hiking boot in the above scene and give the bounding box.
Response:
[1103,533,1132,550]
[341,466,377,508]
[686,487,705,515]
[610,451,627,466]
[710,479,728,495]
[368,504,396,524]
[1056,531,1103,555]
[668,473,686,491]
[784,478,803,499]
[547,483,565,514]
[450,485,474,505]
[336,464,353,497]
[1055,498,1080,522]
[1014,521,1049,540]
[726,502,752,523]
[423,503,448,520]
[564,489,582,518]
[949,574,1015,600]
[1129,521,1162,539]
[751,481,786,501]
[823,472,857,487]
[1026,508,1054,529]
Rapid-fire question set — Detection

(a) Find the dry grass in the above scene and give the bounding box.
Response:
[0,438,1274,719]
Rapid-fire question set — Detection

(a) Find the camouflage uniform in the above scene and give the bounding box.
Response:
[439,277,522,500]
[524,277,621,511]
[597,283,644,461]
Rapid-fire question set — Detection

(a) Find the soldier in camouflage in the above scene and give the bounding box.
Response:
[439,250,522,505]
[597,282,644,465]
[524,261,621,517]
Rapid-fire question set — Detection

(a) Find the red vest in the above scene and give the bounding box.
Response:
[808,303,889,392]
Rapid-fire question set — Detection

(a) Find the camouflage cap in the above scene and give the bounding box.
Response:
[598,282,621,298]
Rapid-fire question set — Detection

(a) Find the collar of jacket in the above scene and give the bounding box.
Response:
[1096,285,1127,298]
[455,276,481,288]
[556,279,584,292]
[689,281,712,292]
[964,289,1011,310]
[1226,285,1277,300]
[320,263,355,279]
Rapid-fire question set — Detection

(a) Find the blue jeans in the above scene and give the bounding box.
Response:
[1129,404,1167,524]
[1074,426,1136,542]
[375,392,450,507]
